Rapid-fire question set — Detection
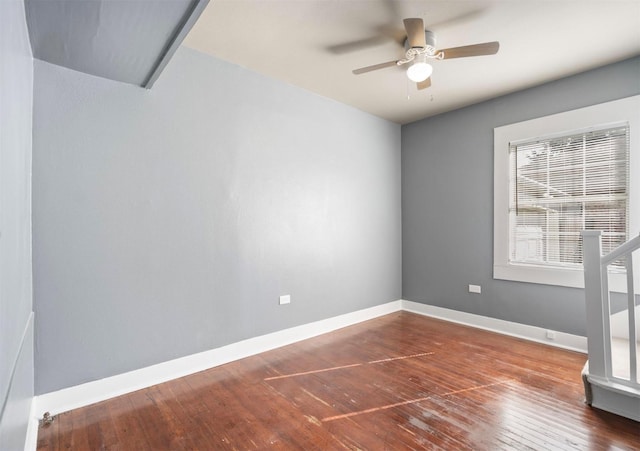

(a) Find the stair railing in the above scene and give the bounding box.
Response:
[582,230,639,387]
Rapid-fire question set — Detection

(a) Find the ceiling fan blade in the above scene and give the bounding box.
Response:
[352,60,398,75]
[403,18,426,48]
[439,41,499,59]
[417,78,431,90]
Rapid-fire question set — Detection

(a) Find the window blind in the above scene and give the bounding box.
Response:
[509,124,629,269]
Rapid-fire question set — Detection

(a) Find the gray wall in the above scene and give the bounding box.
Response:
[402,56,640,336]
[32,47,401,394]
[0,0,34,448]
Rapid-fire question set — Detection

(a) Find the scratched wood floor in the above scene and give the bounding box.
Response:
[37,312,639,450]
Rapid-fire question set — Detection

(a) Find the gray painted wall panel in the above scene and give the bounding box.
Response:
[32,47,401,394]
[0,0,34,447]
[0,318,34,451]
[25,0,204,87]
[402,57,640,336]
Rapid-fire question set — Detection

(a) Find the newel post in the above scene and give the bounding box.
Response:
[581,231,609,378]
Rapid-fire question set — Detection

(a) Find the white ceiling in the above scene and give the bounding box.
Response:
[184,0,640,124]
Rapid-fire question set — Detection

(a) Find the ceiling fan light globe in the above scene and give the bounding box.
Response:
[407,62,432,83]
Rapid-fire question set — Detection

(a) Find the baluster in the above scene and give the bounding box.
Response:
[625,256,637,384]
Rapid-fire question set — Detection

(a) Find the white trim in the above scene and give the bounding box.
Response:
[27,299,591,450]
[34,301,402,418]
[588,377,640,421]
[493,263,585,289]
[1,313,35,451]
[493,95,640,292]
[401,300,587,353]
[24,399,38,451]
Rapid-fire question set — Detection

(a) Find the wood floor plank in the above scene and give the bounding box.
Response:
[37,312,640,450]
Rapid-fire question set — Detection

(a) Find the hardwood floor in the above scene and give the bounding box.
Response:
[37,312,639,450]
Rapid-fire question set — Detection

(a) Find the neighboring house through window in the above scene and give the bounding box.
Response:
[494,96,640,292]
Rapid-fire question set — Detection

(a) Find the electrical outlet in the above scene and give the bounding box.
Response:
[546,330,556,340]
[468,284,481,294]
[279,295,291,305]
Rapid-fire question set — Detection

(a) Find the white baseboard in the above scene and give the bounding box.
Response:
[28,299,588,450]
[401,300,587,353]
[34,300,403,419]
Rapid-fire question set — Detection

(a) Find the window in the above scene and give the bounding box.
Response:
[494,96,639,291]
[510,125,629,269]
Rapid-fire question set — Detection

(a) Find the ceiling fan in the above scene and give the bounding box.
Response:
[352,18,499,90]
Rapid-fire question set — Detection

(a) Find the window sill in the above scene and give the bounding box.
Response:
[493,263,630,293]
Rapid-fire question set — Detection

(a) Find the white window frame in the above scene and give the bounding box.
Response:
[494,95,640,292]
